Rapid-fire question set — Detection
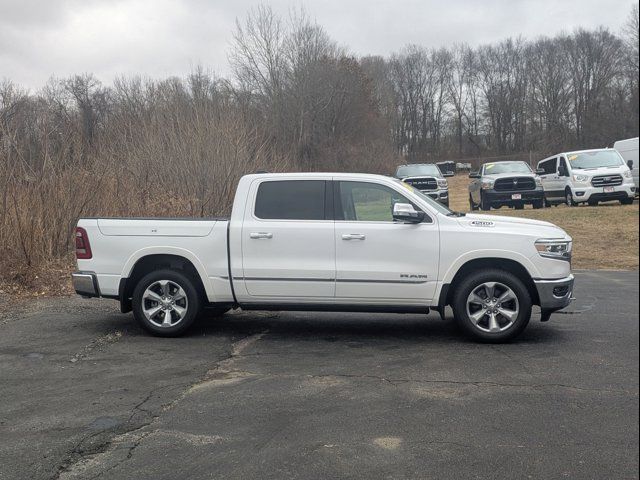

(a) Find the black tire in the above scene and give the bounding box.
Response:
[480,192,491,211]
[451,269,532,343]
[588,199,599,207]
[620,197,634,205]
[514,203,524,210]
[469,195,479,211]
[544,197,551,208]
[565,188,578,207]
[533,199,544,209]
[132,269,202,337]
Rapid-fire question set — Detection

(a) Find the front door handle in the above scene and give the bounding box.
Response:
[342,234,366,240]
[250,232,273,239]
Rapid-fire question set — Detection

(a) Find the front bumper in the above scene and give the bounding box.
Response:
[71,271,100,298]
[534,275,574,312]
[571,184,635,202]
[419,188,449,205]
[483,187,544,204]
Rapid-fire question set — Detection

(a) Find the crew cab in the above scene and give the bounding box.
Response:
[469,161,545,211]
[72,173,574,343]
[538,148,636,206]
[395,163,449,206]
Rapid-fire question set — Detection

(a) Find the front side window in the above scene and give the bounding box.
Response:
[255,180,326,220]
[539,158,558,175]
[336,181,414,222]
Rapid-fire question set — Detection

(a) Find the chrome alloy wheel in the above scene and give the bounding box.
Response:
[142,280,188,328]
[466,282,519,333]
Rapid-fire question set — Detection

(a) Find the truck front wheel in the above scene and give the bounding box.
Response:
[451,269,532,343]
[480,193,491,211]
[132,269,201,337]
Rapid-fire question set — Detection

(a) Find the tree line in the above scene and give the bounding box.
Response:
[0,4,638,271]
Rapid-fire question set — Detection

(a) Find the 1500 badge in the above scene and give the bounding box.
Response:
[470,220,495,227]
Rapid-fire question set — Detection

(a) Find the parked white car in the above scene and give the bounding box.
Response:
[614,137,639,194]
[72,173,574,342]
[537,148,636,206]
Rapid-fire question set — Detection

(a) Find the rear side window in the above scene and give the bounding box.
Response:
[255,180,326,220]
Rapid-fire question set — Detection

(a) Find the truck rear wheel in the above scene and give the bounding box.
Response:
[132,269,201,337]
[451,269,532,343]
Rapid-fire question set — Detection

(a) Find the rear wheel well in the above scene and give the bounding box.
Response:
[120,254,206,312]
[444,258,539,307]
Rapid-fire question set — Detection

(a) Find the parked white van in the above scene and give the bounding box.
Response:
[537,148,636,206]
[614,137,639,193]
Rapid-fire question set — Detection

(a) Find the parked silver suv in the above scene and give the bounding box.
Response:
[395,163,449,207]
[469,161,545,211]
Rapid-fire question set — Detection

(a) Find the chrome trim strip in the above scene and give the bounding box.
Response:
[234,276,427,284]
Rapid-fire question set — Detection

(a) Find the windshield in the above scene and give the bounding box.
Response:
[482,162,532,175]
[567,150,624,169]
[396,164,442,178]
[392,178,454,215]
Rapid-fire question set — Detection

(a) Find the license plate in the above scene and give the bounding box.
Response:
[511,193,522,200]
[604,186,615,193]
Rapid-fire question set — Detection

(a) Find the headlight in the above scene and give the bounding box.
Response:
[623,171,633,178]
[535,239,572,261]
[481,180,495,190]
[437,179,448,188]
[535,177,543,187]
[572,174,589,182]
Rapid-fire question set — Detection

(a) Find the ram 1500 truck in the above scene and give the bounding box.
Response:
[72,173,574,342]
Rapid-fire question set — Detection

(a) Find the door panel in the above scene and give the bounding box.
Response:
[241,179,335,298]
[333,181,439,303]
[539,157,562,198]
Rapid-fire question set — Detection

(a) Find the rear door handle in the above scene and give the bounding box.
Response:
[250,232,273,239]
[342,234,366,240]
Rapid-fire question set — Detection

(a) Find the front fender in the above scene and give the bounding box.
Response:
[441,250,541,284]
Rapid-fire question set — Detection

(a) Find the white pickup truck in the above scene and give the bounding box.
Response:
[72,173,574,342]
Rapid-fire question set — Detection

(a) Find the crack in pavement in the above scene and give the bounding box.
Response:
[53,330,269,480]
[203,369,637,396]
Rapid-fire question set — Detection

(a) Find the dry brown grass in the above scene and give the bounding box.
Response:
[447,174,639,270]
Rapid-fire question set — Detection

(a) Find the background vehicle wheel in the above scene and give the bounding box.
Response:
[533,199,544,209]
[451,269,532,343]
[544,198,551,208]
[588,199,599,207]
[620,198,634,205]
[565,189,578,206]
[132,269,201,337]
[480,193,491,211]
[514,203,524,210]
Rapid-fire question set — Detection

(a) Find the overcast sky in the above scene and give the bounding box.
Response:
[0,0,635,90]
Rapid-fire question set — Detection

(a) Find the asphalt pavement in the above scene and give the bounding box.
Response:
[0,270,638,480]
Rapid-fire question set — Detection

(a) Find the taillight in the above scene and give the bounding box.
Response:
[75,227,92,259]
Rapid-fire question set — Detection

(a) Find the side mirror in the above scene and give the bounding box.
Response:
[469,171,481,179]
[628,160,634,170]
[393,203,425,223]
[535,168,545,175]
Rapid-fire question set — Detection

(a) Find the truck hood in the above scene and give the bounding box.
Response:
[457,213,570,240]
[482,172,537,180]
[571,165,630,175]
